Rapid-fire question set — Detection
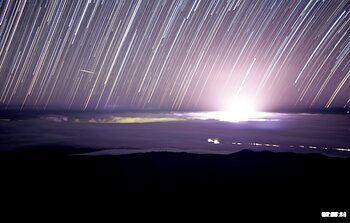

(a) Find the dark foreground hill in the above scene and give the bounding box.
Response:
[0,147,348,220]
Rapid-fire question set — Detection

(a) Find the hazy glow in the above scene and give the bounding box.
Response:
[87,116,185,124]
[222,98,257,122]
[188,107,270,123]
[188,98,270,122]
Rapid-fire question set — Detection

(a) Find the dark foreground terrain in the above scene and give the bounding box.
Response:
[0,148,349,220]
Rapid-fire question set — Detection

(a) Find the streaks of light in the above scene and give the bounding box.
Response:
[80,69,94,74]
[294,10,347,84]
[0,0,349,111]
[325,69,350,108]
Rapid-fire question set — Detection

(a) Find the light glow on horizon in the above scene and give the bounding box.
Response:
[222,98,257,122]
[185,98,270,122]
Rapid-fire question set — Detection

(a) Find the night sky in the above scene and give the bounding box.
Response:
[0,0,349,111]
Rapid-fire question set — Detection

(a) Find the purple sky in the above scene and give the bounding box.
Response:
[0,0,349,111]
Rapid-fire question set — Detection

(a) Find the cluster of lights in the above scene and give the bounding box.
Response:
[207,138,220,144]
[207,139,350,152]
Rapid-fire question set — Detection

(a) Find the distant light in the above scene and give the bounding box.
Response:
[308,146,317,149]
[208,137,220,144]
[213,139,220,144]
[335,148,350,152]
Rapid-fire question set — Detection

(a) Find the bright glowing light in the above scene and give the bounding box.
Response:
[222,98,257,122]
[208,138,220,144]
[186,99,271,122]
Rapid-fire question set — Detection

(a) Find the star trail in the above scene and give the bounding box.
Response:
[0,0,349,111]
